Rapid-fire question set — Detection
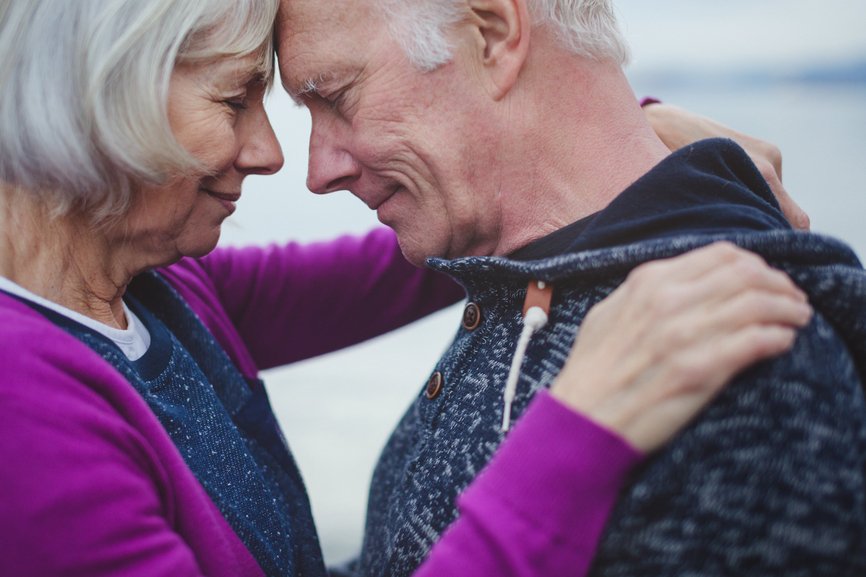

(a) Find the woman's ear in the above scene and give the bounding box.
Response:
[467,0,531,100]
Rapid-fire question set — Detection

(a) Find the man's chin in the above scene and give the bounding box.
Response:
[393,233,440,268]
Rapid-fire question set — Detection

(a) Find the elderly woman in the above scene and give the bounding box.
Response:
[0,1,812,577]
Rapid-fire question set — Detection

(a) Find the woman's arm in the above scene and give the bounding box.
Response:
[167,228,464,372]
[416,392,640,577]
[0,300,263,577]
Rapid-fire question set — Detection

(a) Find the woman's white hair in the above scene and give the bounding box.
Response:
[376,0,629,71]
[0,0,278,223]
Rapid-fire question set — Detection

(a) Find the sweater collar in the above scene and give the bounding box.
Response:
[509,138,790,261]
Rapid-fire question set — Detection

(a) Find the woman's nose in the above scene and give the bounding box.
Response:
[237,105,285,176]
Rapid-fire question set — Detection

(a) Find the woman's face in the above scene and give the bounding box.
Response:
[124,53,284,263]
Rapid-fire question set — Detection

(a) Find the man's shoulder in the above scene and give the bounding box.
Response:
[437,230,854,284]
[589,311,866,575]
[720,312,865,436]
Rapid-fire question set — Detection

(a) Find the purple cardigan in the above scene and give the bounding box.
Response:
[0,228,639,577]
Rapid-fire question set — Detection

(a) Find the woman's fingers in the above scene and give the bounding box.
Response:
[649,289,812,357]
[625,243,804,306]
[624,242,747,284]
[673,253,805,311]
[621,324,799,452]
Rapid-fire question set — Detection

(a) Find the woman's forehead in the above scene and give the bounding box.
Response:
[181,51,271,88]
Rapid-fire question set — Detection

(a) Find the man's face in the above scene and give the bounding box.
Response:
[277,0,502,265]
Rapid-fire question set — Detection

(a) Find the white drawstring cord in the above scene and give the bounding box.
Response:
[501,305,548,432]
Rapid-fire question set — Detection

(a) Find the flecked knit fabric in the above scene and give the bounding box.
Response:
[21,273,326,577]
[353,142,866,577]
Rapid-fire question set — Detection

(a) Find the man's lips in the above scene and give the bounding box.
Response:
[367,185,403,211]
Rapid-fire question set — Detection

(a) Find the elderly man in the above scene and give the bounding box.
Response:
[278,0,866,575]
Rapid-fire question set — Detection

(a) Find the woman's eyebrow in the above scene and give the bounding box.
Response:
[211,57,270,90]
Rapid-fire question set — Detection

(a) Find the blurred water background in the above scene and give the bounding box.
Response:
[219,0,866,564]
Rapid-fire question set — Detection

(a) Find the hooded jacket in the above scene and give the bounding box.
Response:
[355,139,866,577]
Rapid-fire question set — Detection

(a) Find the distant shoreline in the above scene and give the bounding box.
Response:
[630,59,866,88]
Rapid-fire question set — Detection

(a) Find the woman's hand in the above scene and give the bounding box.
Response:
[644,102,810,230]
[550,242,813,453]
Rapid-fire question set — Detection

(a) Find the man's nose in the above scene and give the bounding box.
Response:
[306,115,361,194]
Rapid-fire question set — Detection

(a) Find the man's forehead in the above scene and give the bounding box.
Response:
[278,3,364,57]
[277,0,370,41]
[276,0,328,51]
[276,36,361,101]
[276,0,376,95]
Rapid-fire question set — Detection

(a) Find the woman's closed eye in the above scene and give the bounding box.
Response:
[223,94,249,111]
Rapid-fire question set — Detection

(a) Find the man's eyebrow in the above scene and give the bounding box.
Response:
[286,75,327,105]
[299,78,322,97]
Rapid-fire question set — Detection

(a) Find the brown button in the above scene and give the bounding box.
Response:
[462,302,482,331]
[425,371,444,400]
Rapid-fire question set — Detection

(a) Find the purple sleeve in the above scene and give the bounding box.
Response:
[415,391,642,577]
[640,96,661,107]
[195,227,464,370]
[1,354,207,577]
[0,299,263,577]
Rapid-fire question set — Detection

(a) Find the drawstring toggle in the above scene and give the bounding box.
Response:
[501,280,553,432]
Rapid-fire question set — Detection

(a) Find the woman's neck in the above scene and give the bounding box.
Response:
[0,193,136,329]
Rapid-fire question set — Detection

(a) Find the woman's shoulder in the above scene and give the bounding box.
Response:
[0,289,231,577]
[1,290,87,352]
[0,291,152,426]
[0,291,81,375]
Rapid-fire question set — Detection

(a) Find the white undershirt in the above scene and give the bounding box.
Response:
[0,276,151,361]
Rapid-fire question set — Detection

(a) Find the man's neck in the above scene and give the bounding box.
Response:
[489,52,670,256]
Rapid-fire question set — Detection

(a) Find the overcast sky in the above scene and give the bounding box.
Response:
[619,0,866,71]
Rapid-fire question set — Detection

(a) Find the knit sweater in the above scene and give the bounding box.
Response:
[17,272,329,577]
[0,227,642,577]
[355,140,866,577]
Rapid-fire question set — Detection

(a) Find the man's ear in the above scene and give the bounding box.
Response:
[467,0,530,101]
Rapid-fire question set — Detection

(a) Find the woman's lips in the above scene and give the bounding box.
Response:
[203,189,240,214]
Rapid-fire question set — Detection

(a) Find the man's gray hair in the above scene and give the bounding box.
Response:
[0,0,278,223]
[377,0,629,71]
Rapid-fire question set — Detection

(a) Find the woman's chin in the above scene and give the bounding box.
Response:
[172,228,223,261]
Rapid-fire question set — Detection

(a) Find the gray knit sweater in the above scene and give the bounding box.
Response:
[352,143,866,577]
